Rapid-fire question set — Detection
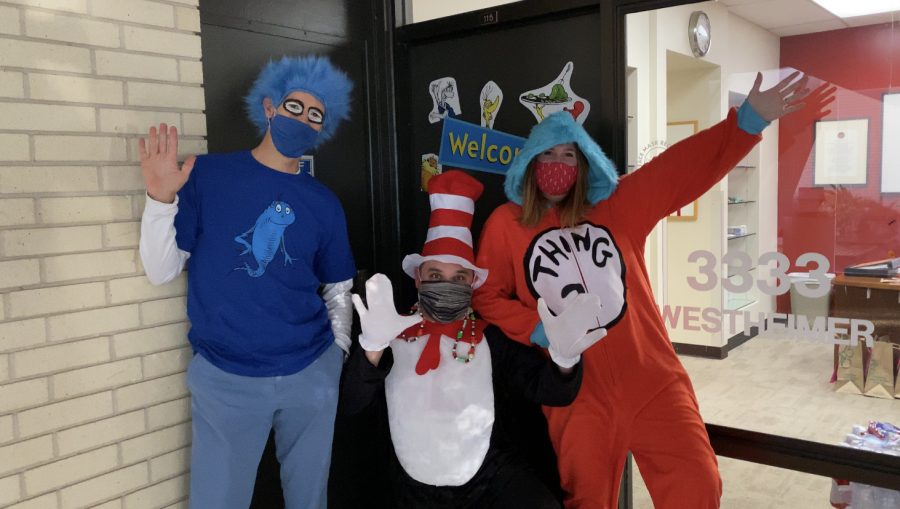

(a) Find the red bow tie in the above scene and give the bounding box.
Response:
[399,317,486,375]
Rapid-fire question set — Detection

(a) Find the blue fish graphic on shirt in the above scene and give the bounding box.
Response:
[234,200,296,277]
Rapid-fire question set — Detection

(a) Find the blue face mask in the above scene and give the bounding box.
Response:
[268,114,319,158]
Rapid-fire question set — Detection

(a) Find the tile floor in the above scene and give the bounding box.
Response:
[630,331,900,508]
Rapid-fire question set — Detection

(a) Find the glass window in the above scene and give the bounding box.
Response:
[634,455,900,508]
[627,1,899,505]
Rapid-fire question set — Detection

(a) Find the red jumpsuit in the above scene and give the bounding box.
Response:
[473,109,760,508]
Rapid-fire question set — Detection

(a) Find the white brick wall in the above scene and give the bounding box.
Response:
[0,259,41,288]
[91,0,175,28]
[56,410,145,456]
[0,318,47,351]
[0,6,21,35]
[24,11,121,48]
[140,296,188,325]
[0,198,36,226]
[115,372,188,412]
[37,196,133,224]
[2,226,104,257]
[47,304,141,342]
[0,415,14,443]
[120,422,190,463]
[149,446,189,482]
[59,463,149,509]
[0,134,30,160]
[0,1,202,505]
[8,282,106,318]
[34,135,129,161]
[23,444,119,495]
[29,73,125,105]
[146,397,190,430]
[7,493,59,509]
[0,166,100,194]
[104,221,141,247]
[0,70,24,97]
[96,50,179,81]
[123,473,189,509]
[0,475,21,505]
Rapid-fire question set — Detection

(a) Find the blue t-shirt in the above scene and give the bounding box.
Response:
[174,150,356,376]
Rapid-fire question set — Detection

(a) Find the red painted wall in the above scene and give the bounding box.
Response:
[778,23,900,290]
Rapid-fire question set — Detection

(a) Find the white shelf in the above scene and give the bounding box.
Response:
[725,295,757,311]
[723,148,761,318]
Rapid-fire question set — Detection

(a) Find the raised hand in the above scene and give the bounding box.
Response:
[747,71,827,122]
[537,294,607,369]
[139,123,196,204]
[351,274,422,352]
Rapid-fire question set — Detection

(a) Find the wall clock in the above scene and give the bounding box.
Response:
[689,11,711,58]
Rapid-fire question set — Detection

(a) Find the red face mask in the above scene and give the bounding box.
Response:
[534,161,578,196]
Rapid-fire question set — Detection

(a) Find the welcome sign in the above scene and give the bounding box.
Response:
[438,117,526,175]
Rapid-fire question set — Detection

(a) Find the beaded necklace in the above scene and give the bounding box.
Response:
[451,312,477,363]
[399,305,479,364]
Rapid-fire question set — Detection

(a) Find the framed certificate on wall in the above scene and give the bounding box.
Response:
[814,118,868,186]
[882,93,900,193]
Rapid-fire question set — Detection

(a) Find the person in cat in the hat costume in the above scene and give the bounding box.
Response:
[341,170,603,508]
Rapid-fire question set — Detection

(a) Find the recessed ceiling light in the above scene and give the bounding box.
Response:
[812,0,900,18]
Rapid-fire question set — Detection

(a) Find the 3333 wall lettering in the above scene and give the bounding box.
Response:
[686,250,832,298]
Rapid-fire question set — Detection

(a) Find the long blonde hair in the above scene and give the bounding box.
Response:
[519,148,590,228]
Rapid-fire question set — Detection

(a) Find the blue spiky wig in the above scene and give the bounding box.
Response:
[244,55,353,146]
[505,112,618,205]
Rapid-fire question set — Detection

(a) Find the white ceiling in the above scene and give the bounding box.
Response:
[718,0,899,36]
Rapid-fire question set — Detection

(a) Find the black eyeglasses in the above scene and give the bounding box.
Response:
[281,98,324,125]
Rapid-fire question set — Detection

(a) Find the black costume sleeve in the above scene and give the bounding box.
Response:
[338,345,394,416]
[485,325,582,407]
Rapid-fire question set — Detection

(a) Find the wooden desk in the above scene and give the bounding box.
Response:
[834,274,900,292]
[831,275,900,375]
[832,275,900,344]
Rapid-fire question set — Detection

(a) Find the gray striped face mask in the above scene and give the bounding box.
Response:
[418,281,473,323]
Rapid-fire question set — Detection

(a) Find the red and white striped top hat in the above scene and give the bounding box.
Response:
[402,170,489,289]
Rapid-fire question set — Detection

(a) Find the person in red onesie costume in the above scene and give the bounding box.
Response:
[473,71,833,508]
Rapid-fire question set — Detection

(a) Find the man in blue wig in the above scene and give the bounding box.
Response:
[138,55,356,508]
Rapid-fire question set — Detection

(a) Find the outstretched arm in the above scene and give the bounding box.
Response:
[615,72,832,238]
[139,123,197,285]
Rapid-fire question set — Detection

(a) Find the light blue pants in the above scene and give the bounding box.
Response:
[186,343,342,509]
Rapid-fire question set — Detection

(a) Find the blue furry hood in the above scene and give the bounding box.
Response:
[504,112,618,205]
[244,56,353,146]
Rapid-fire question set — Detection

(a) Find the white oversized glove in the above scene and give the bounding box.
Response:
[537,294,607,368]
[351,274,422,352]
